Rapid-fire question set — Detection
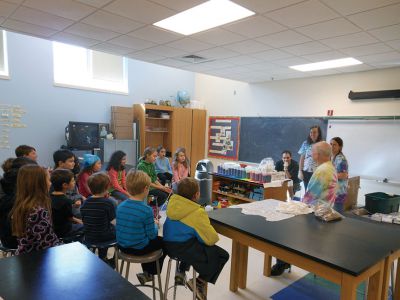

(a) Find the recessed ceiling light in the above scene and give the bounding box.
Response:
[289,58,363,72]
[153,0,255,35]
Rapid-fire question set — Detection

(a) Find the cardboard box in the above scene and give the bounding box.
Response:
[111,125,133,139]
[111,106,132,114]
[111,118,132,127]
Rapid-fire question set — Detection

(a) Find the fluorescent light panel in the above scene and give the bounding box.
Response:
[290,58,363,72]
[153,0,255,35]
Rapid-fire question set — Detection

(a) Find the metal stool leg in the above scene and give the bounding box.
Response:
[156,259,163,300]
[120,260,125,275]
[391,261,395,296]
[152,275,156,300]
[164,258,172,300]
[125,262,130,280]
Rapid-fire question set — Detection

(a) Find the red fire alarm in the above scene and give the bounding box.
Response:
[327,109,334,116]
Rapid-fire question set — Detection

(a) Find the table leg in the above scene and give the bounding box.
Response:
[382,257,391,300]
[394,259,400,300]
[230,240,241,292]
[341,273,357,300]
[238,244,248,289]
[367,262,383,300]
[263,253,272,277]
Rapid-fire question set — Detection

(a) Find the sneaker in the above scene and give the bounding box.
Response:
[270,263,291,276]
[187,278,207,300]
[136,272,153,285]
[174,270,185,286]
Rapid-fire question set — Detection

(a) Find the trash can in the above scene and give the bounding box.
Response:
[365,192,400,214]
[195,159,214,206]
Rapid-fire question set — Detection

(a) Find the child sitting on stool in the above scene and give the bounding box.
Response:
[163,178,229,300]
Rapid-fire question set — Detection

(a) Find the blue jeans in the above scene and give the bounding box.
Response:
[111,190,129,202]
[333,202,344,214]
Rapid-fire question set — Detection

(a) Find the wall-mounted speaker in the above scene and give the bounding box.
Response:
[349,89,400,100]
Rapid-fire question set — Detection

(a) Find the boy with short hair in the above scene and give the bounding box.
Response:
[53,149,84,217]
[163,178,230,300]
[116,170,165,285]
[15,145,37,161]
[50,169,83,240]
[80,172,116,264]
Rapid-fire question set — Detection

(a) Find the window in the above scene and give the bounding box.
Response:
[53,42,128,94]
[0,30,9,79]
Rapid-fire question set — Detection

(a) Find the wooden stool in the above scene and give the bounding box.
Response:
[115,248,163,300]
[163,257,198,300]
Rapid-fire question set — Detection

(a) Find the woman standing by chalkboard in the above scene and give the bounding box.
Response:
[330,137,349,213]
[298,125,323,190]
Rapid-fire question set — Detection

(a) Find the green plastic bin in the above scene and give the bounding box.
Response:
[365,192,400,214]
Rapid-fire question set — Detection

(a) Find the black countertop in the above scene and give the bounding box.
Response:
[209,208,400,276]
[0,242,149,300]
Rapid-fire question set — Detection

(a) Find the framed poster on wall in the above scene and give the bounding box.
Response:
[208,116,240,160]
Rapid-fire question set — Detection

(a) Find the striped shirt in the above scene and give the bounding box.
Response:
[80,196,116,242]
[116,199,157,249]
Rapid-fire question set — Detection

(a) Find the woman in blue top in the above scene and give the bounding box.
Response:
[155,146,173,186]
[298,125,323,190]
[330,137,349,213]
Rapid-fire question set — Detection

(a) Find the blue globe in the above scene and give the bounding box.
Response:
[177,90,190,107]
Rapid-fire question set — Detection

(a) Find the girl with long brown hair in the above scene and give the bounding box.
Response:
[172,147,190,183]
[11,164,60,254]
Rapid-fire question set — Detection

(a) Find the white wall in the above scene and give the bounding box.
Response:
[194,68,400,205]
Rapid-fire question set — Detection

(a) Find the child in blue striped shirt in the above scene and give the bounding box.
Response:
[116,170,165,285]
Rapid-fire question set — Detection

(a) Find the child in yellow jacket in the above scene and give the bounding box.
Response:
[163,178,229,300]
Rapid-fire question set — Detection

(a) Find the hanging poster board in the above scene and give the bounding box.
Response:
[208,117,240,160]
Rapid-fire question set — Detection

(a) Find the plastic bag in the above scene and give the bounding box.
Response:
[314,202,344,222]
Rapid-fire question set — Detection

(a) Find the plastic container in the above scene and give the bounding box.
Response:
[365,192,400,214]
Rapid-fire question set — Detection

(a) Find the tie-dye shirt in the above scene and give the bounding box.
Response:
[302,161,338,205]
[298,141,317,172]
[332,153,349,204]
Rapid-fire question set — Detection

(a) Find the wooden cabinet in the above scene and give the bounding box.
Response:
[133,104,206,173]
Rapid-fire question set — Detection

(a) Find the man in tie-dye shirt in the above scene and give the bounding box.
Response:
[302,142,337,205]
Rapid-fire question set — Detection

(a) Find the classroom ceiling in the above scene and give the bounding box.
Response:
[1,0,400,83]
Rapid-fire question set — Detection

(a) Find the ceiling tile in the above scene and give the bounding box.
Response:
[307,69,341,76]
[321,32,379,49]
[266,0,339,28]
[283,41,331,55]
[195,60,236,70]
[166,38,213,53]
[214,65,252,75]
[127,25,182,44]
[220,55,262,66]
[103,0,175,24]
[107,35,156,50]
[91,42,134,55]
[127,51,166,62]
[0,16,5,24]
[3,18,57,37]
[223,16,286,38]
[251,49,292,60]
[192,28,246,46]
[301,50,348,62]
[0,1,18,18]
[357,51,400,64]
[145,45,188,57]
[321,0,400,15]
[75,0,113,8]
[11,6,74,31]
[232,0,305,14]
[369,24,400,42]
[340,43,393,57]
[4,0,24,4]
[155,58,190,68]
[23,0,96,21]
[347,3,400,30]
[195,47,240,59]
[150,0,206,12]
[274,57,310,67]
[256,30,311,48]
[65,23,120,41]
[296,18,361,40]
[81,10,144,34]
[223,40,271,54]
[338,64,376,73]
[387,39,400,50]
[52,31,101,47]
[245,61,278,71]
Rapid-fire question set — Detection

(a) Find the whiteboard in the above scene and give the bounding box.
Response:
[327,119,400,183]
